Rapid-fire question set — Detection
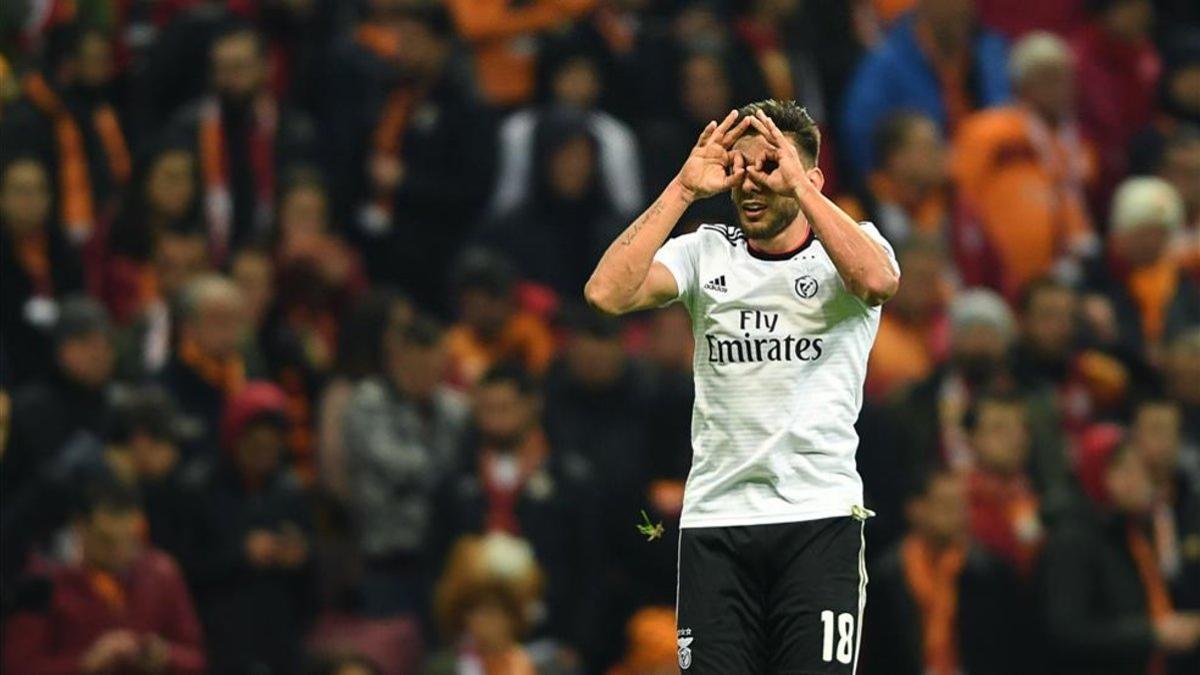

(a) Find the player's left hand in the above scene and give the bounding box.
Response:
[746,109,815,197]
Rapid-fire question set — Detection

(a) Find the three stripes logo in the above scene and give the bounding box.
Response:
[703,275,728,293]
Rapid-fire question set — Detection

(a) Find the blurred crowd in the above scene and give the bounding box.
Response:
[0,0,1198,674]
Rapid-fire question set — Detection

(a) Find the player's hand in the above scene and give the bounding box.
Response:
[676,110,750,202]
[746,109,813,197]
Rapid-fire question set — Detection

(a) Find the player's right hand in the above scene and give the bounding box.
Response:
[676,110,749,202]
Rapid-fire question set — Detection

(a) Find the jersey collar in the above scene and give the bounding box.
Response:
[745,224,815,261]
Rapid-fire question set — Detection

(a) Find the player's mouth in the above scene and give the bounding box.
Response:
[741,201,768,219]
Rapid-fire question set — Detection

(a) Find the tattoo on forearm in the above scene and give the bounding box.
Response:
[620,198,665,246]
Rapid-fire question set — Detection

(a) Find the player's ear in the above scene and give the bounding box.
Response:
[806,166,825,192]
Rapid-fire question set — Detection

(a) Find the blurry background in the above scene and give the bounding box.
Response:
[0,0,1198,674]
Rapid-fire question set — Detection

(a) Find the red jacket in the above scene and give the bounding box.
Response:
[3,549,206,674]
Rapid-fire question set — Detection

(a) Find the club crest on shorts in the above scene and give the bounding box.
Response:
[794,275,819,299]
[677,636,694,670]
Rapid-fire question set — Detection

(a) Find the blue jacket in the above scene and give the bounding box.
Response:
[840,14,1010,179]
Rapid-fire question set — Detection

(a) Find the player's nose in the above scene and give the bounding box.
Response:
[740,170,760,193]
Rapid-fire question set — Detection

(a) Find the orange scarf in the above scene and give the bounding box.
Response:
[902,535,968,675]
[22,73,131,242]
[481,648,536,675]
[446,312,556,386]
[915,20,971,131]
[13,232,53,296]
[1126,259,1179,343]
[355,23,401,60]
[1128,523,1172,675]
[87,570,126,612]
[178,335,246,397]
[278,366,315,485]
[868,172,947,236]
[199,96,277,263]
[356,24,426,225]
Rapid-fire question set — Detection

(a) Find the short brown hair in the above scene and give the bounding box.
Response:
[736,99,821,166]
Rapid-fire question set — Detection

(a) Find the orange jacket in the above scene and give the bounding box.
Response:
[444,311,556,386]
[952,106,1094,296]
[446,0,595,107]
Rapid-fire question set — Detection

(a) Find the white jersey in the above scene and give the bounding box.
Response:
[653,221,898,528]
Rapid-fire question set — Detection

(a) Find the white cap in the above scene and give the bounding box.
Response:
[1010,31,1072,86]
[1110,177,1185,235]
[949,288,1016,341]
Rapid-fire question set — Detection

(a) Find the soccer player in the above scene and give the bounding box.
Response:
[585,101,900,673]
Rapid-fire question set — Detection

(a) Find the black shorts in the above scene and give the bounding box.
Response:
[675,516,867,674]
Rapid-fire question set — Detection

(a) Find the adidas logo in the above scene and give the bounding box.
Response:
[703,275,728,293]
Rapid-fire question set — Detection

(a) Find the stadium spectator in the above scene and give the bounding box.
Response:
[636,50,740,229]
[543,308,652,509]
[342,316,469,616]
[1071,0,1161,213]
[160,274,257,455]
[0,25,128,243]
[733,0,829,124]
[434,364,605,665]
[0,2,1196,673]
[1128,31,1200,180]
[101,144,202,324]
[963,392,1044,576]
[166,22,316,264]
[263,170,368,480]
[490,54,643,225]
[443,250,556,386]
[974,0,1087,38]
[1155,130,1200,278]
[445,0,596,109]
[1127,399,1200,607]
[1,482,206,674]
[863,468,1025,675]
[426,533,543,675]
[0,297,114,510]
[329,6,494,313]
[123,225,213,379]
[840,0,1010,178]
[639,305,696,485]
[231,246,275,346]
[1040,424,1200,674]
[1013,278,1107,430]
[315,290,413,503]
[0,385,177,613]
[1163,329,1200,447]
[838,112,950,246]
[1086,177,1200,358]
[0,156,85,385]
[952,31,1097,299]
[481,107,628,300]
[605,606,677,675]
[865,236,951,400]
[887,288,1017,482]
[180,381,314,675]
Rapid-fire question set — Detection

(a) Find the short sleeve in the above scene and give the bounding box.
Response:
[652,232,700,305]
[860,221,901,277]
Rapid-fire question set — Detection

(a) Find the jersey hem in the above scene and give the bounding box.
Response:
[678,505,859,529]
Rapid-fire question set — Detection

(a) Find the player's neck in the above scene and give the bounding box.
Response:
[746,218,812,259]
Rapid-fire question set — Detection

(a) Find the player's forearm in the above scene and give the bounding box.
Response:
[585,178,692,314]
[796,184,898,305]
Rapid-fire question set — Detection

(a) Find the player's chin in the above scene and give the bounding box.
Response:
[737,214,779,238]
